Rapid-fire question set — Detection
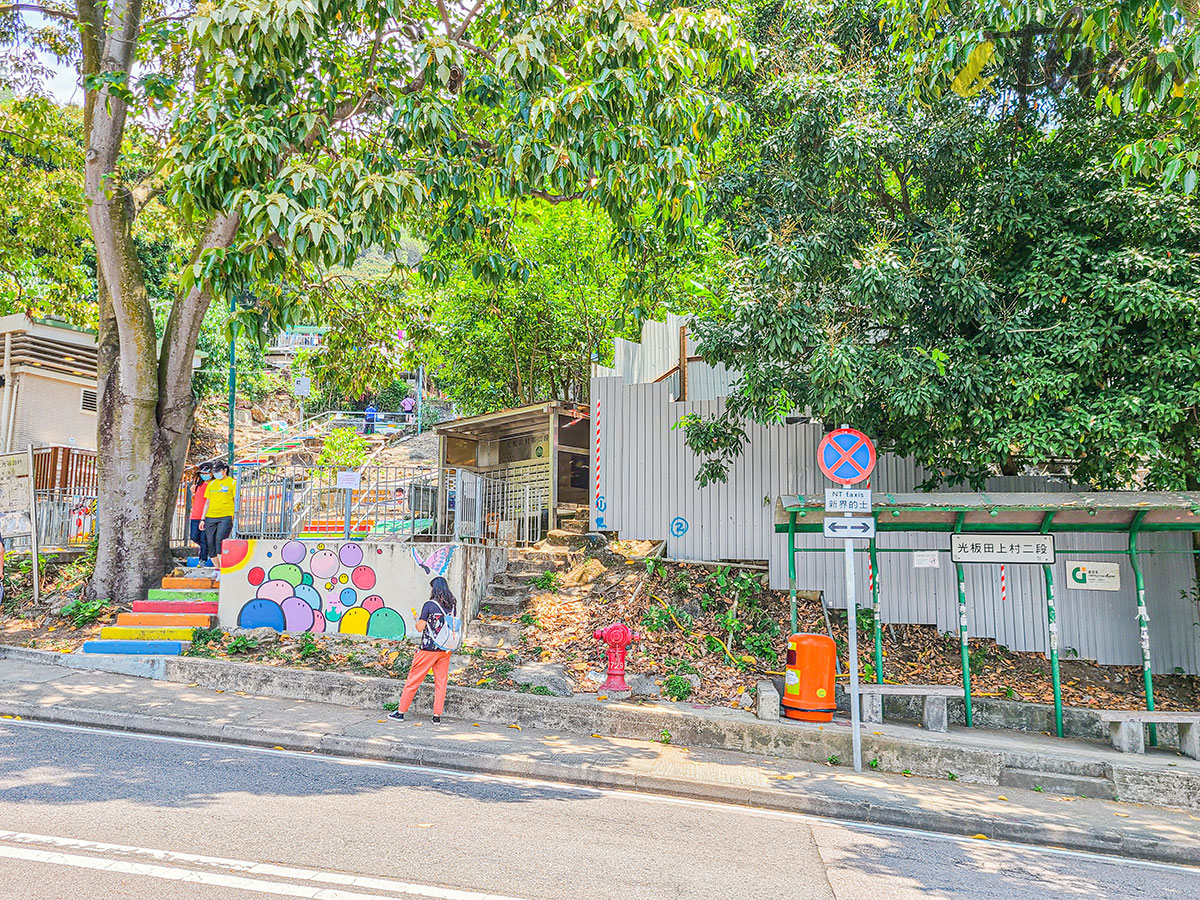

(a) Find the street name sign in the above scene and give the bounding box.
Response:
[825,488,871,513]
[950,534,1055,565]
[823,516,876,539]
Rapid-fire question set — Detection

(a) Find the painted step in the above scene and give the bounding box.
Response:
[116,612,215,628]
[161,577,218,591]
[147,588,218,602]
[82,640,184,656]
[100,625,198,641]
[133,600,219,614]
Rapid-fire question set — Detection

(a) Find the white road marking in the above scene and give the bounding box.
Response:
[5,718,1200,877]
[0,832,533,900]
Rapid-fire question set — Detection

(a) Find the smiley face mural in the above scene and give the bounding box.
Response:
[219,539,457,638]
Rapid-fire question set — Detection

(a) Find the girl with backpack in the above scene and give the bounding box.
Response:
[389,576,462,724]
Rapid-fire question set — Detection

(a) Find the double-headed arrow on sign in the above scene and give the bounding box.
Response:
[822,516,876,539]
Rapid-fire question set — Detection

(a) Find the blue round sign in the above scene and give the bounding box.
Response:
[817,428,876,485]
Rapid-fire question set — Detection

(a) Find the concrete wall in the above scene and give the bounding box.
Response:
[218,539,507,638]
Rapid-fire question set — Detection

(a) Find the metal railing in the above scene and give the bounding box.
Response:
[454,461,551,546]
[233,463,443,541]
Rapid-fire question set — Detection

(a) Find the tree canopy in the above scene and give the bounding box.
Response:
[685,0,1200,490]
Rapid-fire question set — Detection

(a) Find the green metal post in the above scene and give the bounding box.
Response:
[1043,564,1064,737]
[227,294,237,466]
[788,511,798,635]
[1038,511,1063,737]
[1129,511,1157,746]
[869,537,883,684]
[956,561,973,727]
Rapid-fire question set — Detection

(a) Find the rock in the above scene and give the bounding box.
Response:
[583,532,608,549]
[244,627,279,645]
[408,449,429,460]
[510,662,573,697]
[680,600,702,620]
[628,674,661,697]
[561,558,606,587]
[684,674,701,689]
[250,405,267,423]
[234,408,252,426]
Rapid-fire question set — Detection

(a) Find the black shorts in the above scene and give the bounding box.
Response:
[204,516,234,557]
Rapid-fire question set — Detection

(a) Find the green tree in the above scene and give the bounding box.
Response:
[686,0,1200,491]
[1,0,752,602]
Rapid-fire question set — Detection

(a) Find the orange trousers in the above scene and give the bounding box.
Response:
[398,649,451,716]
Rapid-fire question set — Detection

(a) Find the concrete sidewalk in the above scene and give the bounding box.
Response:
[1,654,1199,867]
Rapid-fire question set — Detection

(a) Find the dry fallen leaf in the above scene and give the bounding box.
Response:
[415,823,434,828]
[508,723,521,730]
[971,834,989,840]
[591,733,603,738]
[1114,812,1130,818]
[997,796,1008,801]
[770,774,795,781]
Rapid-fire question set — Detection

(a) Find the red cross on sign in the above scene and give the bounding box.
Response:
[818,428,876,485]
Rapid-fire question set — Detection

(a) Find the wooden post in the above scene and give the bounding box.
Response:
[678,325,689,401]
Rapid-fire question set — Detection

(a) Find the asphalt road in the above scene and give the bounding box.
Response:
[0,720,1197,900]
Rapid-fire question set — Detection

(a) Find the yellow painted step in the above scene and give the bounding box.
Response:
[100,626,198,641]
[116,612,214,628]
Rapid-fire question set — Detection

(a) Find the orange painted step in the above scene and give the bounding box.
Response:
[116,612,215,628]
[161,576,218,590]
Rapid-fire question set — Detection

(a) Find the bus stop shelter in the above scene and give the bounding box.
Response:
[775,492,1200,739]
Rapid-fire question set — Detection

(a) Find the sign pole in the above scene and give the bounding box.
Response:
[845,522,862,772]
[26,445,39,606]
[869,537,883,684]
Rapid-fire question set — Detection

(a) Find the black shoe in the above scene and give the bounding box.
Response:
[432,715,442,724]
[388,711,404,721]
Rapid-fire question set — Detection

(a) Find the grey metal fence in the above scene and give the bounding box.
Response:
[454,461,550,546]
[233,464,443,541]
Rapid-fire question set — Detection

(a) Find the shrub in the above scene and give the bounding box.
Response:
[662,674,694,702]
[59,597,109,628]
[316,427,370,467]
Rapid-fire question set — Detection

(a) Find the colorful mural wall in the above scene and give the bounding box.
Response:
[217,539,460,638]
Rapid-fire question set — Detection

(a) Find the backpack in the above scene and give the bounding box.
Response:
[427,600,463,652]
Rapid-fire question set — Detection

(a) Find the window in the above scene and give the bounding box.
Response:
[80,388,98,414]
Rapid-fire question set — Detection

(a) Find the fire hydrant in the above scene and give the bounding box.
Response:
[594,622,639,693]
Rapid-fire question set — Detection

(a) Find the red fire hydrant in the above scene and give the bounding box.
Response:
[594,622,639,693]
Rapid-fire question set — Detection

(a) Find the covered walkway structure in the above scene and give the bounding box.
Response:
[776,492,1200,738]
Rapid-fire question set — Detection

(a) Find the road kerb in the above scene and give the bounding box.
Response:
[1,700,1198,869]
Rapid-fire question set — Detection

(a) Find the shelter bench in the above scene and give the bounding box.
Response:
[1096,710,1200,759]
[857,685,962,733]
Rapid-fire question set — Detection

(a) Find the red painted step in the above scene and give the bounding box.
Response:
[133,600,219,614]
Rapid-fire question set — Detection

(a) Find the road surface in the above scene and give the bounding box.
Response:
[0,720,1196,899]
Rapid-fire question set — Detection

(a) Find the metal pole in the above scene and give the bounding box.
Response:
[845,534,862,772]
[1043,562,1064,737]
[788,511,798,634]
[869,536,883,684]
[416,363,424,435]
[227,294,237,466]
[343,485,352,541]
[956,561,973,727]
[26,445,40,606]
[1129,511,1156,746]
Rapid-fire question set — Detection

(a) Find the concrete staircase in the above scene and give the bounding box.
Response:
[467,537,581,652]
[82,569,219,656]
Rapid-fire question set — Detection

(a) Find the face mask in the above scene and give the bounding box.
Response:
[214,470,227,479]
[201,473,212,481]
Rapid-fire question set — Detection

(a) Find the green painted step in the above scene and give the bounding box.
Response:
[100,625,198,641]
[147,588,218,602]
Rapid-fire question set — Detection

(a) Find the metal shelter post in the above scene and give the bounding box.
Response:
[1129,510,1156,746]
[227,294,237,466]
[1040,511,1063,737]
[869,536,883,684]
[788,511,798,634]
[954,511,973,727]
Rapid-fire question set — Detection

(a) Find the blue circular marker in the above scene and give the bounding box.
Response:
[670,516,689,537]
[817,428,876,485]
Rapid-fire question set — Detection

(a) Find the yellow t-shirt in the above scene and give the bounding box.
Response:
[204,476,236,518]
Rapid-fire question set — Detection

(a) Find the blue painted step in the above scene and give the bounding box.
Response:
[81,640,184,656]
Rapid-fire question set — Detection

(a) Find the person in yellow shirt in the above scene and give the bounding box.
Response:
[202,460,237,567]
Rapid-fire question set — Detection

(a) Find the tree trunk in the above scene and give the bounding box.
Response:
[78,0,241,601]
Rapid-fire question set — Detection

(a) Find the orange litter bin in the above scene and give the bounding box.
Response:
[782,633,837,722]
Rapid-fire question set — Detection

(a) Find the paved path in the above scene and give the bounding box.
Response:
[0,657,1199,871]
[1,721,1199,899]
